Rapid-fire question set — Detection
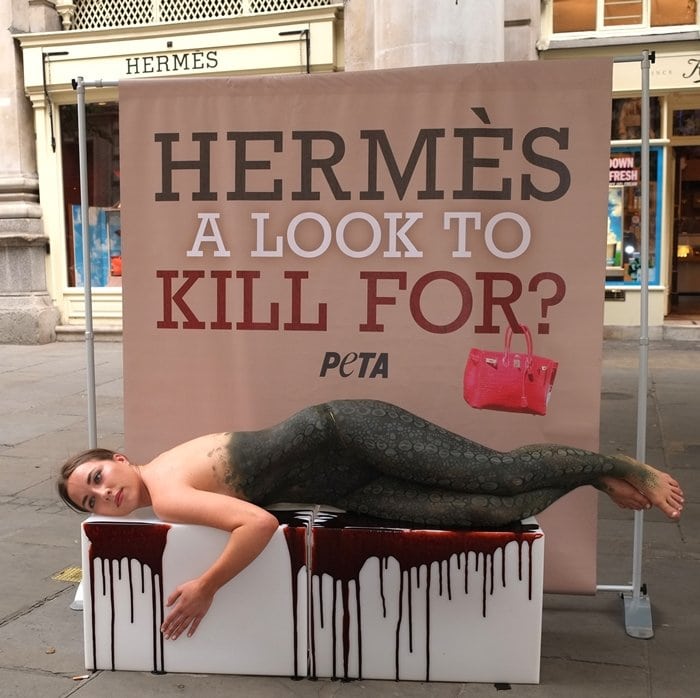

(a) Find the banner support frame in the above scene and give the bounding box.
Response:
[70,59,654,636]
[594,50,655,640]
[71,77,119,452]
[69,77,119,612]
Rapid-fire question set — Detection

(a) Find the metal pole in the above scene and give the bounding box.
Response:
[596,584,633,593]
[75,76,97,450]
[632,49,652,602]
[70,77,119,613]
[596,52,655,639]
[622,49,654,639]
[70,77,119,452]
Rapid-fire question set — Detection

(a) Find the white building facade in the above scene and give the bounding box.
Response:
[4,0,699,341]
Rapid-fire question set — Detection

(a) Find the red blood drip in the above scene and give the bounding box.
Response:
[84,522,170,673]
[281,524,307,679]
[379,558,388,615]
[305,522,542,681]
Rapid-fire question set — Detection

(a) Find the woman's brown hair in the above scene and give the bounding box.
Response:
[57,448,119,513]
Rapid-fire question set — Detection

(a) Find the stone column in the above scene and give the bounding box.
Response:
[0,0,60,343]
[343,0,505,71]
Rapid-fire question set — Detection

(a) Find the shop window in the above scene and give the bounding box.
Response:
[60,103,121,287]
[71,206,121,287]
[607,147,661,285]
[611,97,661,140]
[672,109,700,136]
[553,0,697,33]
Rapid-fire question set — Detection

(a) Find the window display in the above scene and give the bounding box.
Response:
[72,206,121,287]
[60,103,120,287]
[606,147,661,285]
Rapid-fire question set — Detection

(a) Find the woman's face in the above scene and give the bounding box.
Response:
[66,454,141,516]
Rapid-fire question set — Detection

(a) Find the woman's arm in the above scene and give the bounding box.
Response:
[154,488,279,640]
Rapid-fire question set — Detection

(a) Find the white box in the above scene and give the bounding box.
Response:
[308,513,544,683]
[81,508,309,676]
[81,509,543,683]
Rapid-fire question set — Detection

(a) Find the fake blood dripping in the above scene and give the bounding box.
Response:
[282,513,541,682]
[84,522,170,672]
[274,512,308,679]
[84,512,540,681]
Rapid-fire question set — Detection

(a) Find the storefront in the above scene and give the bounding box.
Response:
[17,6,344,331]
[19,2,700,332]
[539,44,700,328]
[536,2,700,329]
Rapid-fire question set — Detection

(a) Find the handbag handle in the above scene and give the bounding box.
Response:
[504,324,534,408]
[503,324,534,363]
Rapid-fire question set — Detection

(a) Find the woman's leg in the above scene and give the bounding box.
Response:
[335,476,568,528]
[230,400,683,520]
[327,400,684,518]
[327,400,614,494]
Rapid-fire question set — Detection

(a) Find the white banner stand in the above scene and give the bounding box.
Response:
[70,54,656,637]
[595,50,655,639]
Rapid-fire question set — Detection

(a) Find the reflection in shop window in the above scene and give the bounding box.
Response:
[553,0,697,32]
[607,147,661,285]
[611,97,660,140]
[59,103,121,287]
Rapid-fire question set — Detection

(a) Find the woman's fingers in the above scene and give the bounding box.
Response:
[187,616,202,637]
[162,612,198,640]
[161,579,213,639]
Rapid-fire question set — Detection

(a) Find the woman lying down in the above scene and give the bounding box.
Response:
[57,399,683,640]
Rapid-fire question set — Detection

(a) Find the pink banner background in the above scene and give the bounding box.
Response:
[120,59,613,592]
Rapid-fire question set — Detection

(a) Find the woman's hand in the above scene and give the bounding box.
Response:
[162,577,214,640]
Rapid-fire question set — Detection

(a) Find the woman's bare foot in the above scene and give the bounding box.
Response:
[615,456,684,519]
[598,476,651,511]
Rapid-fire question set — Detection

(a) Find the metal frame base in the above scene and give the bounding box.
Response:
[622,592,654,639]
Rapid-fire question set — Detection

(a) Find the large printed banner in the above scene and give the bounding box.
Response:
[120,60,613,592]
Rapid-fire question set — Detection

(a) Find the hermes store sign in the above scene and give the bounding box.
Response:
[125,50,219,75]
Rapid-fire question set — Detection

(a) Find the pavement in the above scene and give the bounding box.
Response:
[0,338,697,697]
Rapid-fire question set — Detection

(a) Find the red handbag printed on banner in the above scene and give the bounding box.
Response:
[463,325,558,416]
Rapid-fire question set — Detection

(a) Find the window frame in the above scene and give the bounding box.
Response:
[547,0,698,38]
